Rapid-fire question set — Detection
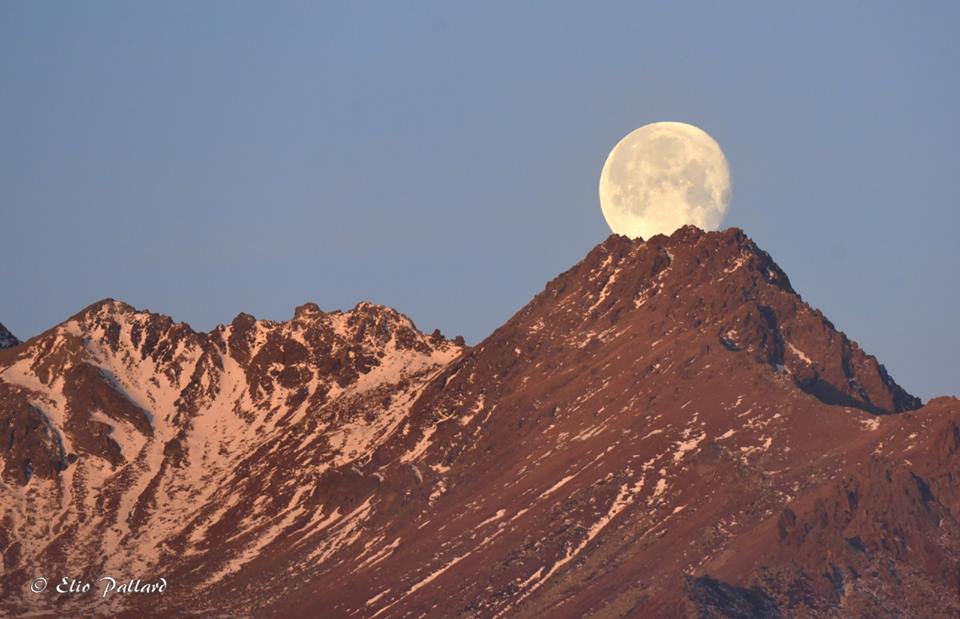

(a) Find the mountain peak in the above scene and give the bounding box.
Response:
[519,227,914,414]
[0,321,19,349]
[293,301,323,319]
[586,226,793,293]
[72,297,137,319]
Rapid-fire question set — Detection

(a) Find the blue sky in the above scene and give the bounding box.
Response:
[1,2,957,399]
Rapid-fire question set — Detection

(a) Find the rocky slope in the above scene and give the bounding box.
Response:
[0,300,463,616]
[1,226,956,618]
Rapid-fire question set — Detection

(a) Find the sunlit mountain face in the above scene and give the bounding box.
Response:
[2,228,957,618]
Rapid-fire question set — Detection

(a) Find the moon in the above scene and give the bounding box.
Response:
[598,122,732,239]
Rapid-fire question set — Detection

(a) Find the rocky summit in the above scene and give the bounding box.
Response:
[0,322,18,350]
[1,227,957,618]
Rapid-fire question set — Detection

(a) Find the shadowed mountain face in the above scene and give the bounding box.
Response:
[0,322,18,350]
[1,227,956,618]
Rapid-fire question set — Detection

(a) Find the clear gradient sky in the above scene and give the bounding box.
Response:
[1,2,957,399]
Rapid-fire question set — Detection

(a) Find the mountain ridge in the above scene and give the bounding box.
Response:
[1,226,956,618]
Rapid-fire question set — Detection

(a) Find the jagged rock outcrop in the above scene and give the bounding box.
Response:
[0,322,18,350]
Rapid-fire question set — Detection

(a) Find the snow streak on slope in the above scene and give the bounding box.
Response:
[0,300,463,615]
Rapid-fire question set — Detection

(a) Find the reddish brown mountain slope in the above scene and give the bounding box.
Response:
[1,227,956,618]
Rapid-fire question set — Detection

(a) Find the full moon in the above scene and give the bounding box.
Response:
[598,122,731,239]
